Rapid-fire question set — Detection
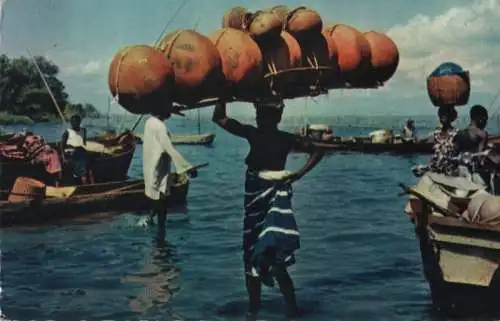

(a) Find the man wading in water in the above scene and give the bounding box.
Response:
[142,103,198,238]
[212,101,324,318]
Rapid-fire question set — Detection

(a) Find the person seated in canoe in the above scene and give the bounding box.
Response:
[212,100,324,318]
[454,104,490,186]
[60,115,95,185]
[401,119,417,142]
[141,102,198,236]
[428,105,459,176]
[455,105,489,154]
[321,127,334,141]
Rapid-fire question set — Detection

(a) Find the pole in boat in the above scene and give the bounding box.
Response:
[26,49,68,127]
[106,95,111,131]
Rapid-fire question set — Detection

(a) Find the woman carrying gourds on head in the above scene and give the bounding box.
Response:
[428,105,460,176]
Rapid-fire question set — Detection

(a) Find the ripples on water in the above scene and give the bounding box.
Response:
[0,120,495,320]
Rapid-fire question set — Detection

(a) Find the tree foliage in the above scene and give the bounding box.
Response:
[0,54,100,122]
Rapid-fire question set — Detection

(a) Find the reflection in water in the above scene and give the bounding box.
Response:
[121,231,181,315]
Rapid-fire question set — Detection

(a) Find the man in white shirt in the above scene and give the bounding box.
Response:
[142,103,197,232]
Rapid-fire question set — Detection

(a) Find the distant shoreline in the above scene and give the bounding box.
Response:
[0,112,100,125]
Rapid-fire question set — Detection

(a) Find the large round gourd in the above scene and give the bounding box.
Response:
[268,5,289,20]
[108,45,175,114]
[209,28,263,98]
[322,24,371,83]
[158,29,225,105]
[284,6,323,38]
[427,62,470,107]
[364,31,399,83]
[222,6,248,30]
[296,32,338,89]
[248,10,283,39]
[258,31,302,96]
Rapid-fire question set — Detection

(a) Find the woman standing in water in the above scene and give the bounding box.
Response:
[212,101,324,318]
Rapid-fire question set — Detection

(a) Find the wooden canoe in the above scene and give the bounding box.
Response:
[310,138,434,154]
[402,183,500,316]
[300,134,500,155]
[99,132,216,146]
[0,131,136,200]
[0,176,189,228]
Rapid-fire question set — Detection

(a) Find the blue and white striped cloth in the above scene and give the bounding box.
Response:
[243,169,300,283]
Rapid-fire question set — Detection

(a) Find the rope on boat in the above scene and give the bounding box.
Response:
[125,0,192,133]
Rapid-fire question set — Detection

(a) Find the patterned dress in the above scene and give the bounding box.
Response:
[429,127,459,176]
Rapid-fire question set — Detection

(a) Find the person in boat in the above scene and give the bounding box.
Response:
[212,100,324,318]
[61,115,95,185]
[321,127,334,141]
[455,105,489,154]
[428,105,459,175]
[454,105,490,187]
[142,102,197,236]
[401,119,417,142]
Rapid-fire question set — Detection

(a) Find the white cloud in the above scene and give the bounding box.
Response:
[387,0,500,94]
[63,59,106,76]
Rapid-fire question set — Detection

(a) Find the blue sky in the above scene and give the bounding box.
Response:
[1,0,499,118]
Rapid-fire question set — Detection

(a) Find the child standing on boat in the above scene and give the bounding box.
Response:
[61,115,95,185]
[142,103,197,234]
[212,101,324,318]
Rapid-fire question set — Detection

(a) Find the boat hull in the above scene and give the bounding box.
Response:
[294,133,500,155]
[0,179,189,227]
[412,214,500,316]
[96,132,216,146]
[313,139,433,154]
[0,131,136,200]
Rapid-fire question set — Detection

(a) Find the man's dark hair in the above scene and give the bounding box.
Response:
[70,115,81,123]
[470,104,488,121]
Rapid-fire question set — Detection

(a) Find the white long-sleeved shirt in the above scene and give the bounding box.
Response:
[142,116,193,200]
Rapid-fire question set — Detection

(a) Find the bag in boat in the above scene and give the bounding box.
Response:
[405,172,500,225]
[463,193,500,225]
[369,129,393,143]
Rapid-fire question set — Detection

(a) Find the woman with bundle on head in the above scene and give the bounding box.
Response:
[212,100,324,318]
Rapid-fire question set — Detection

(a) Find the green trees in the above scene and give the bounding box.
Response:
[0,54,100,122]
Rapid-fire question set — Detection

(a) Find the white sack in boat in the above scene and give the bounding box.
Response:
[404,173,486,220]
[462,193,500,225]
[370,129,393,144]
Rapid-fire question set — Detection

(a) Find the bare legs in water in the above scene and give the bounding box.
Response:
[245,266,299,318]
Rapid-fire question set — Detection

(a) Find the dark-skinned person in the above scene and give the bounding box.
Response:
[212,100,324,319]
[428,105,459,176]
[141,102,198,239]
[60,115,95,185]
